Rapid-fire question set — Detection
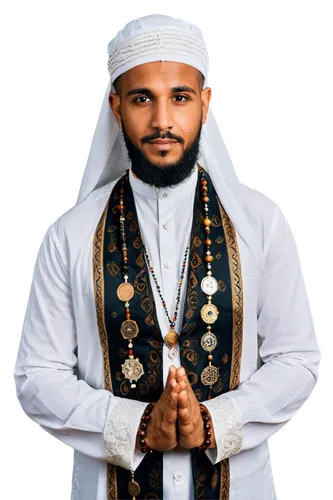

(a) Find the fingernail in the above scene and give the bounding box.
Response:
[179,367,185,376]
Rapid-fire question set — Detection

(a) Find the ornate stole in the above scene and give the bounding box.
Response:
[93,167,243,499]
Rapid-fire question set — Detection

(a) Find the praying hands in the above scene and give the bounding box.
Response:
[137,365,216,452]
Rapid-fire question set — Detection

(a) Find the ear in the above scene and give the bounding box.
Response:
[108,92,122,129]
[201,87,212,125]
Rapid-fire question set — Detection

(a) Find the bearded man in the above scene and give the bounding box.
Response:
[13,14,321,500]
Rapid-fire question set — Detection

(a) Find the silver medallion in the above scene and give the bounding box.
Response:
[201,332,218,352]
[168,347,179,360]
[121,358,144,382]
[201,276,218,296]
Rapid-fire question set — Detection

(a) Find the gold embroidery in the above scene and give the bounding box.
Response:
[211,214,221,227]
[183,349,199,366]
[191,250,202,269]
[130,220,138,232]
[186,371,199,385]
[106,261,120,278]
[93,194,118,500]
[133,235,142,249]
[217,196,243,500]
[215,235,224,244]
[135,251,145,268]
[222,353,228,364]
[193,235,203,247]
[218,279,227,292]
[189,270,198,289]
[217,197,243,391]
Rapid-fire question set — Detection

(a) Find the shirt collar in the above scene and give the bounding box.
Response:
[129,163,199,201]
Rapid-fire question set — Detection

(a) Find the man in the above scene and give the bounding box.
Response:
[13,14,321,500]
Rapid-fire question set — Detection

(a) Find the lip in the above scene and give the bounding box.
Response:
[147,139,178,150]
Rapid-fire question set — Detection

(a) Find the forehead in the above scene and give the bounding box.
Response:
[118,61,199,89]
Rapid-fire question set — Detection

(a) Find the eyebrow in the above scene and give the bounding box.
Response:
[126,85,197,98]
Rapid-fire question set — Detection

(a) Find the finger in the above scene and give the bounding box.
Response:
[163,390,178,425]
[176,366,187,384]
[178,388,190,408]
[178,407,191,426]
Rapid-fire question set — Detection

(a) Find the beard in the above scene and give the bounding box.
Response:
[120,118,202,188]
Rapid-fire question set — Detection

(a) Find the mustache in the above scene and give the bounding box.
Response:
[141,130,184,144]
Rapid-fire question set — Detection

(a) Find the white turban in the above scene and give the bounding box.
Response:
[76,14,261,266]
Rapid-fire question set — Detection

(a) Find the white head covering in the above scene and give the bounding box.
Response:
[76,14,260,266]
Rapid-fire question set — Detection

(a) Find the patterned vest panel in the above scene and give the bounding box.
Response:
[93,166,243,499]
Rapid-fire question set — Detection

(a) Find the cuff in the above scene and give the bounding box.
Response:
[201,394,243,464]
[103,398,149,470]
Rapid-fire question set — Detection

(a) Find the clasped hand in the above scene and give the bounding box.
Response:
[140,365,216,452]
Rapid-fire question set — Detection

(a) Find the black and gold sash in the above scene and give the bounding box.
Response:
[93,166,243,499]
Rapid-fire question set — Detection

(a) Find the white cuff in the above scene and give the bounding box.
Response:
[103,398,149,470]
[201,394,243,464]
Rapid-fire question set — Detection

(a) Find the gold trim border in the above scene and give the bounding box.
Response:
[217,197,244,500]
[92,196,118,500]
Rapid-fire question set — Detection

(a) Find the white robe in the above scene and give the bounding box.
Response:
[13,164,321,500]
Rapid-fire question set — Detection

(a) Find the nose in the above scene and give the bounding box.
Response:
[150,98,174,132]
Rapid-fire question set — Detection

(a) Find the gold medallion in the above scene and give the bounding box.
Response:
[200,303,219,324]
[121,358,144,382]
[121,319,139,340]
[117,282,134,302]
[201,332,218,352]
[128,480,140,497]
[201,365,219,386]
[164,329,179,349]
[201,276,218,296]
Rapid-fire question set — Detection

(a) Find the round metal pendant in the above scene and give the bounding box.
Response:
[200,303,219,324]
[201,365,219,386]
[121,319,139,340]
[121,358,144,382]
[201,332,218,352]
[117,282,134,302]
[128,480,141,497]
[164,329,179,349]
[201,276,218,296]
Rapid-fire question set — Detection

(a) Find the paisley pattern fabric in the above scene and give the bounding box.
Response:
[93,166,243,499]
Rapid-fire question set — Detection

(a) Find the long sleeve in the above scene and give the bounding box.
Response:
[13,223,147,471]
[203,204,321,465]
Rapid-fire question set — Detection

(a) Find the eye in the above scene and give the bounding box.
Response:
[133,94,190,104]
[133,96,151,103]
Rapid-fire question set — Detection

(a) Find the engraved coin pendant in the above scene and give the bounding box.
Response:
[120,319,139,340]
[201,276,218,296]
[128,480,140,497]
[121,358,144,382]
[201,332,218,352]
[117,282,134,302]
[201,365,219,386]
[164,329,179,349]
[200,303,219,324]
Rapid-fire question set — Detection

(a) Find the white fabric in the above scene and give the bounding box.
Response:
[13,163,321,499]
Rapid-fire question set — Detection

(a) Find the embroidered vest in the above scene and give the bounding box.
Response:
[93,166,243,499]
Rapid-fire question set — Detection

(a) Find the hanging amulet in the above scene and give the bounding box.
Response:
[121,319,139,340]
[121,358,144,384]
[201,364,219,386]
[117,282,134,302]
[200,303,219,324]
[128,479,140,497]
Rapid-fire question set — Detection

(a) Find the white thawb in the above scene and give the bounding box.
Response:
[13,163,321,499]
[13,13,321,500]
